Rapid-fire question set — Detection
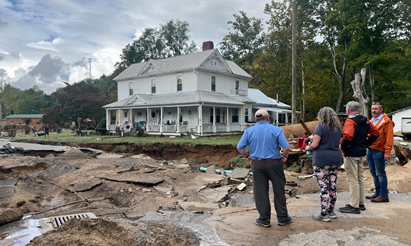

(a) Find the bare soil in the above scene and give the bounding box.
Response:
[1,141,411,245]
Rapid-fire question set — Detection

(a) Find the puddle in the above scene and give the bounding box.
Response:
[0,219,42,246]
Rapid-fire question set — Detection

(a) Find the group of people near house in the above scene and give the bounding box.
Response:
[237,101,394,227]
[29,124,49,138]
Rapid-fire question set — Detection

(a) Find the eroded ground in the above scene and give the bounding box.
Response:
[1,142,411,245]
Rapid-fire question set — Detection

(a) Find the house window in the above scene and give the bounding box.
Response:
[11,120,14,124]
[124,112,127,118]
[211,61,213,66]
[211,76,216,92]
[19,120,21,124]
[245,108,249,122]
[235,80,239,94]
[216,108,221,123]
[177,75,182,91]
[151,79,156,94]
[232,108,239,123]
[210,108,213,122]
[36,121,40,124]
[129,82,133,96]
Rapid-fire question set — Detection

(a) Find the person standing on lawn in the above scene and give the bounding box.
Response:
[237,109,292,227]
[366,102,394,203]
[339,101,379,214]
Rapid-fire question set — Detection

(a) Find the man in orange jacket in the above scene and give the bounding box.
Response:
[366,102,395,203]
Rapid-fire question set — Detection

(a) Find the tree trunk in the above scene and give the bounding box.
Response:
[369,64,375,103]
[351,68,370,118]
[301,58,305,121]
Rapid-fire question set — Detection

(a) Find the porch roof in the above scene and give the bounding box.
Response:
[255,106,301,114]
[103,91,244,109]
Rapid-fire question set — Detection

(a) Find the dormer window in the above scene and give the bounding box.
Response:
[151,79,156,94]
[129,82,133,96]
[177,75,182,91]
[211,76,216,92]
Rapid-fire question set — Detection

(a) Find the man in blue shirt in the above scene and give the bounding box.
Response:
[237,109,292,227]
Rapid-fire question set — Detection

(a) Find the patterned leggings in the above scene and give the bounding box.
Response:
[313,165,339,214]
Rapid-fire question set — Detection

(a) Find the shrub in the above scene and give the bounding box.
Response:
[112,145,127,153]
[96,118,106,129]
[25,125,30,134]
[95,128,107,135]
[229,155,250,169]
[287,163,300,172]
[56,127,62,133]
[3,125,11,132]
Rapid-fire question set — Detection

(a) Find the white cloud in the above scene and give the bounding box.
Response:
[0,0,269,94]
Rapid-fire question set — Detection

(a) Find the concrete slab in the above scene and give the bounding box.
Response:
[0,179,18,199]
[98,176,164,185]
[199,186,233,202]
[154,184,173,193]
[177,201,219,211]
[69,178,103,192]
[206,165,215,174]
[228,167,249,179]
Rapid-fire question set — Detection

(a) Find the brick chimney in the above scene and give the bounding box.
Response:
[202,41,214,51]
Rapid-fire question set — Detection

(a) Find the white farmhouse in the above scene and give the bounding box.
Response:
[103,41,291,136]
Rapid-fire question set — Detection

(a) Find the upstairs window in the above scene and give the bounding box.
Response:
[211,76,216,92]
[151,79,156,94]
[177,75,182,91]
[235,80,240,94]
[129,82,133,96]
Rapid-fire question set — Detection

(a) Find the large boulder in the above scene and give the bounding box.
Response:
[0,208,23,225]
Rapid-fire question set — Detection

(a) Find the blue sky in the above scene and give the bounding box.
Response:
[0,0,270,94]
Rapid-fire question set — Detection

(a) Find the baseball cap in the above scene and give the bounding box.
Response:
[255,109,269,118]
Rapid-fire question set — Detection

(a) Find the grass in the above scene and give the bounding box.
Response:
[9,130,242,146]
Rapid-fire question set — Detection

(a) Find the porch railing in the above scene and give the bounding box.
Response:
[216,124,227,132]
[203,124,213,133]
[230,124,241,131]
[178,125,198,133]
[148,125,160,131]
[162,125,176,132]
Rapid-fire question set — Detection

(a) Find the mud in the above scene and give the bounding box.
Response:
[27,218,199,246]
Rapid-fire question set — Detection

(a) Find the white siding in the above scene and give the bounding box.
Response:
[197,70,248,96]
[391,109,411,132]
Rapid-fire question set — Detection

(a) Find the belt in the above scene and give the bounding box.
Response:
[252,158,281,161]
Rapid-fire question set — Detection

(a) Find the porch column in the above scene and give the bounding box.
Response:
[160,107,163,133]
[226,107,230,132]
[176,106,180,133]
[106,109,109,130]
[197,105,201,134]
[199,104,203,136]
[117,109,121,126]
[129,109,132,128]
[239,107,242,131]
[213,106,216,133]
[147,108,151,133]
[276,111,279,126]
[285,113,288,124]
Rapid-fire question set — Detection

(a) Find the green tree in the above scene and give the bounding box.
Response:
[220,11,266,86]
[42,82,111,133]
[17,85,51,114]
[115,20,197,70]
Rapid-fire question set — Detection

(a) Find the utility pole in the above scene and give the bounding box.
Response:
[302,58,305,121]
[88,58,92,79]
[291,0,297,124]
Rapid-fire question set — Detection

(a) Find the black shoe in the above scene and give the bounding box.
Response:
[278,216,292,226]
[339,204,361,214]
[255,219,271,227]
[346,204,366,211]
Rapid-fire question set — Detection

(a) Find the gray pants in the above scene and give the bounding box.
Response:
[252,160,289,223]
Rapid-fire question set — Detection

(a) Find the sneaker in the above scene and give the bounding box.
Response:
[328,211,337,219]
[255,219,271,227]
[345,204,366,211]
[277,216,292,226]
[312,213,331,222]
[339,204,361,214]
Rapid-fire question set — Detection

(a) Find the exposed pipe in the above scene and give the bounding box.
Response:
[199,167,253,175]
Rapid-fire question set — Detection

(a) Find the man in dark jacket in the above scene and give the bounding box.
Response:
[339,101,379,214]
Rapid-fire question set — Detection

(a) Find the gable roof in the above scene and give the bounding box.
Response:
[113,49,252,81]
[5,114,44,119]
[387,106,411,116]
[103,91,244,108]
[248,88,291,109]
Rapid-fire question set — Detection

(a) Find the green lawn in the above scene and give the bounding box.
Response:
[10,131,242,146]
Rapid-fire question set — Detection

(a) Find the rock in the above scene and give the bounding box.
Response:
[220,168,226,176]
[180,158,188,164]
[142,188,151,193]
[0,208,23,225]
[394,144,411,166]
[120,189,124,193]
[166,191,178,197]
[206,165,215,174]
[128,188,133,193]
[189,163,200,172]
[229,167,249,179]
[163,161,168,165]
[154,184,173,193]
[237,183,247,191]
[199,186,232,202]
